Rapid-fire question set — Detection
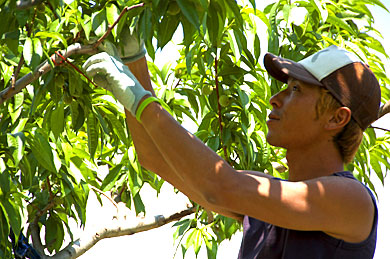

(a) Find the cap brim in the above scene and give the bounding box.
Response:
[264,53,323,87]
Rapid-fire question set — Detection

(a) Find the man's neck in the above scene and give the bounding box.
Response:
[286,140,345,182]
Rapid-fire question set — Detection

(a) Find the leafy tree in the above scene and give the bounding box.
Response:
[0,0,389,258]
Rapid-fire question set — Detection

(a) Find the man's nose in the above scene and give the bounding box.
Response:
[269,91,283,108]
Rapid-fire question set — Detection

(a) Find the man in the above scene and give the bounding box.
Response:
[83,44,379,258]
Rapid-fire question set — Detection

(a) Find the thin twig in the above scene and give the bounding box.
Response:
[370,126,390,132]
[214,56,229,161]
[90,186,119,212]
[93,3,145,49]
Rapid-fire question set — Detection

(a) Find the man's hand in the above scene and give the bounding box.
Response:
[118,28,146,64]
[83,52,151,115]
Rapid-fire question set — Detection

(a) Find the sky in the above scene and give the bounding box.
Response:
[72,1,390,258]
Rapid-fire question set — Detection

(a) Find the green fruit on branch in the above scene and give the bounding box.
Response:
[219,95,230,107]
[174,63,186,77]
[55,73,65,88]
[202,85,213,95]
[167,1,180,15]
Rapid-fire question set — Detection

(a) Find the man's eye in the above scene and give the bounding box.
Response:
[292,85,299,91]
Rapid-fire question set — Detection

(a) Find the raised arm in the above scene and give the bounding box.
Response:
[83,52,374,243]
[123,57,243,219]
[138,102,374,243]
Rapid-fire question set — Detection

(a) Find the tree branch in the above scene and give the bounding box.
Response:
[378,99,390,119]
[30,222,46,257]
[46,206,196,259]
[0,43,97,105]
[1,3,146,105]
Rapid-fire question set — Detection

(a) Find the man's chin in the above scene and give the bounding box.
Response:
[266,133,284,148]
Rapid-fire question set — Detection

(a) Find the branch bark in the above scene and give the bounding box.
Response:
[378,99,390,119]
[31,206,196,259]
[0,43,97,105]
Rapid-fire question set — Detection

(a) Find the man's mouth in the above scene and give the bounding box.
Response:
[268,113,280,121]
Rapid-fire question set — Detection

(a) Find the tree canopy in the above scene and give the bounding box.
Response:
[0,0,389,258]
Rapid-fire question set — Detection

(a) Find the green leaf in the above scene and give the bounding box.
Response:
[51,101,65,139]
[7,132,24,166]
[176,0,200,29]
[268,1,280,54]
[206,2,223,47]
[0,62,13,87]
[92,9,108,37]
[0,171,11,195]
[203,233,217,259]
[29,130,57,172]
[132,192,145,215]
[207,135,220,151]
[225,0,243,29]
[193,229,202,256]
[185,228,196,249]
[20,155,33,188]
[157,15,180,49]
[101,164,122,191]
[81,16,92,41]
[98,106,128,145]
[87,111,99,159]
[1,199,22,242]
[23,37,43,69]
[326,15,357,36]
[0,206,10,250]
[23,37,33,66]
[227,29,241,62]
[36,31,68,48]
[45,212,64,253]
[68,70,83,97]
[254,33,261,63]
[106,3,120,39]
[310,0,328,22]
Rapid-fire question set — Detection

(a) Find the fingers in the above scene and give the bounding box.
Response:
[84,63,108,78]
[82,52,111,71]
[93,74,111,90]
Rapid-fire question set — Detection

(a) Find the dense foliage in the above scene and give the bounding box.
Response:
[0,0,389,257]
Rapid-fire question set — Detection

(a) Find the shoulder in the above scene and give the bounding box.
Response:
[304,173,376,243]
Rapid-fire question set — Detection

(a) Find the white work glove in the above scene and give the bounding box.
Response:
[83,52,151,116]
[118,27,146,64]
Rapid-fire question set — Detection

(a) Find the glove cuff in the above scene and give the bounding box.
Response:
[121,48,147,64]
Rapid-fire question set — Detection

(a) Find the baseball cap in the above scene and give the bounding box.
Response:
[263,45,381,130]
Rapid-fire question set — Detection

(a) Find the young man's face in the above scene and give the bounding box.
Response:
[266,78,328,150]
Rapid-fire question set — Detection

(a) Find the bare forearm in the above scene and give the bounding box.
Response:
[124,60,240,218]
[140,103,236,207]
[125,58,160,169]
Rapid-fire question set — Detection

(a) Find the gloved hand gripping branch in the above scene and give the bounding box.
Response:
[83,52,159,120]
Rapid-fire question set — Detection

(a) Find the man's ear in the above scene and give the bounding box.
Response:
[325,107,351,131]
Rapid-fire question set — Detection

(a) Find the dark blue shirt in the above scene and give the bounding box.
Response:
[238,171,378,259]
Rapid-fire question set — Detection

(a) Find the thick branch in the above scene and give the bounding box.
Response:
[30,222,46,257]
[378,99,390,119]
[0,44,97,105]
[36,206,196,259]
